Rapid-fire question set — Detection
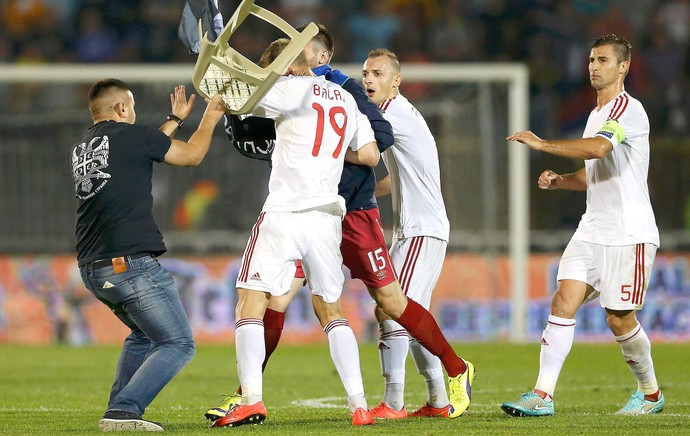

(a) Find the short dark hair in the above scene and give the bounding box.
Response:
[259,38,308,69]
[297,23,334,55]
[88,78,131,103]
[592,34,631,63]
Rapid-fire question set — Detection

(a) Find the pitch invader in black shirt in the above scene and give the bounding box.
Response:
[72,78,224,431]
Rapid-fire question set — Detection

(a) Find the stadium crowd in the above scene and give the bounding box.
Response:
[1,0,688,137]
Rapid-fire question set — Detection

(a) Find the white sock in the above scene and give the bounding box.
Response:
[325,320,367,412]
[615,323,659,396]
[534,315,576,398]
[378,320,408,411]
[235,319,265,405]
[409,339,448,408]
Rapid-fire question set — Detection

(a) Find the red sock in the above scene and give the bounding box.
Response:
[534,389,553,401]
[395,298,466,377]
[644,389,661,402]
[262,308,286,370]
[236,308,286,395]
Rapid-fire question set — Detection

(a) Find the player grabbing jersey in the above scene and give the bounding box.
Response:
[207,26,475,423]
[501,34,663,417]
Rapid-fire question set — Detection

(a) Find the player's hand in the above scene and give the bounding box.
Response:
[202,94,226,124]
[507,130,544,150]
[325,69,350,86]
[312,64,332,77]
[170,85,196,121]
[538,169,561,190]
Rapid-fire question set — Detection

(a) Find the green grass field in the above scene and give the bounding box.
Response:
[1,342,688,435]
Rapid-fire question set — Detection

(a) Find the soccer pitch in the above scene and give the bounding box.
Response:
[1,343,688,435]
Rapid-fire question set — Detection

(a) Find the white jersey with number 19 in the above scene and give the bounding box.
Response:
[249,75,375,215]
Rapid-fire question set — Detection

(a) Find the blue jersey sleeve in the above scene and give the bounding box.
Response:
[341,79,394,153]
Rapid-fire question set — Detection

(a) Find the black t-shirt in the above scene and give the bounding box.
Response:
[72,120,171,266]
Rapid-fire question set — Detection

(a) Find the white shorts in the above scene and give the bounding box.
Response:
[389,236,447,309]
[236,208,344,303]
[557,238,657,310]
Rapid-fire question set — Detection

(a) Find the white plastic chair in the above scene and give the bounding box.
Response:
[192,0,318,114]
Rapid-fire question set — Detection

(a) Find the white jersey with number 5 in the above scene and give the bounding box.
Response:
[250,75,376,215]
[575,90,659,246]
[378,93,450,242]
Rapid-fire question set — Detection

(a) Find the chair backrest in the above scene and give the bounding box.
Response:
[192,0,318,114]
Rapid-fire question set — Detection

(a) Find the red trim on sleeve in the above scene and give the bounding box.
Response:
[608,93,629,120]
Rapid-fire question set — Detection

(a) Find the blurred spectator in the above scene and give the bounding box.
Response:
[346,2,401,61]
[527,1,587,94]
[641,24,687,134]
[474,0,526,61]
[390,0,439,60]
[657,0,690,46]
[2,0,49,37]
[571,0,612,15]
[73,7,118,62]
[588,3,634,47]
[429,0,482,61]
[43,0,78,27]
[0,0,687,138]
[279,0,323,25]
[138,0,183,62]
[524,33,564,138]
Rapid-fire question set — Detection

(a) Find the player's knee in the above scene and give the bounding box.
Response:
[376,295,404,318]
[605,309,636,335]
[312,301,344,326]
[373,305,394,322]
[371,284,406,319]
[550,290,579,318]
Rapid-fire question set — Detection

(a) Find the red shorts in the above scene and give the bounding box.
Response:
[341,208,396,289]
[294,260,305,279]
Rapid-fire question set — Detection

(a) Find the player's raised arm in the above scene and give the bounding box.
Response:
[164,94,225,167]
[507,130,612,160]
[160,85,197,137]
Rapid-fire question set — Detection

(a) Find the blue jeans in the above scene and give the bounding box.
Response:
[80,255,195,417]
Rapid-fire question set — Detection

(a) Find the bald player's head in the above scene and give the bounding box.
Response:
[88,79,136,124]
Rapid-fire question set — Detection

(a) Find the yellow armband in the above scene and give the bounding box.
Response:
[596,119,625,144]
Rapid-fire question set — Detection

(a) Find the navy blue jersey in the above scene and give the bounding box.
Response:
[71,121,171,266]
[225,73,393,211]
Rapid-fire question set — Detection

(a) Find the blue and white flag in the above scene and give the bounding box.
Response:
[178,0,224,56]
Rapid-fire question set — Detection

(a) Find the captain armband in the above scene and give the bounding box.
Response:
[596,119,625,145]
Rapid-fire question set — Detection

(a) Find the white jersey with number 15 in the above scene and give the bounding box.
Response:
[250,75,375,215]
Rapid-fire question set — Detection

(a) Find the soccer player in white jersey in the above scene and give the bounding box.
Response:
[362,48,474,419]
[212,38,380,428]
[501,34,664,417]
[207,26,475,424]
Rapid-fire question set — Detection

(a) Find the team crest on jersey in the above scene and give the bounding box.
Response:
[72,135,111,199]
